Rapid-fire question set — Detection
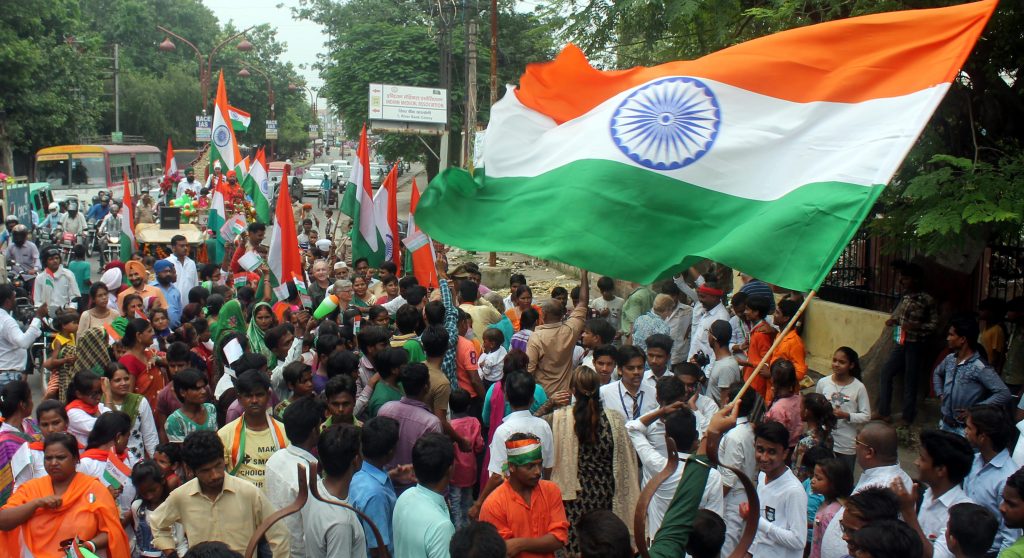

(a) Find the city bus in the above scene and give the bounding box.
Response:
[34,144,162,203]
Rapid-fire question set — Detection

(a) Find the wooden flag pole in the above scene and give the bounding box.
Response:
[732,289,817,401]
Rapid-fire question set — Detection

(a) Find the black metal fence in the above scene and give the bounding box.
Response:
[984,233,1024,303]
[818,229,912,313]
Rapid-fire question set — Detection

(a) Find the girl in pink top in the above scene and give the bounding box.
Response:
[809,458,853,558]
[764,359,803,448]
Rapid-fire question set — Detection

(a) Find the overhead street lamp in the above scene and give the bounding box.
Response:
[156,25,256,112]
[238,63,277,159]
[289,83,321,163]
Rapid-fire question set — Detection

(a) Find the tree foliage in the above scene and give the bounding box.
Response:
[0,0,317,175]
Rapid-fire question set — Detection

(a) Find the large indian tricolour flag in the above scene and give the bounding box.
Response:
[210,71,242,176]
[416,1,996,292]
[340,124,383,266]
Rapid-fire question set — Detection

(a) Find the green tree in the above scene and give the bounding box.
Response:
[0,0,105,174]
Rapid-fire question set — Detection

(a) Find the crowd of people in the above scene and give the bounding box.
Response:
[0,200,1023,558]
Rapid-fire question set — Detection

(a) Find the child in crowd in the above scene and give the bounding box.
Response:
[947,502,999,558]
[798,446,832,553]
[510,308,539,353]
[815,346,870,472]
[153,442,182,490]
[809,457,853,558]
[765,359,802,449]
[580,318,616,368]
[644,333,673,388]
[29,400,71,479]
[324,374,359,428]
[477,328,507,393]
[274,362,314,417]
[456,310,484,417]
[743,420,807,558]
[44,310,79,401]
[794,393,836,471]
[590,276,624,332]
[740,296,775,398]
[368,348,408,418]
[156,342,193,421]
[728,291,751,359]
[164,369,217,443]
[150,308,172,351]
[189,319,214,381]
[449,389,484,528]
[131,459,188,557]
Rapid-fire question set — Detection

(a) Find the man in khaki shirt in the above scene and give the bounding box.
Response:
[150,430,290,556]
[527,270,590,395]
[457,280,502,340]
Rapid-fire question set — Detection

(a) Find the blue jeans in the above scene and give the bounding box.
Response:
[449,486,473,529]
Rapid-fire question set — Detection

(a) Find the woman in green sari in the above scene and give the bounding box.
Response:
[246,302,279,368]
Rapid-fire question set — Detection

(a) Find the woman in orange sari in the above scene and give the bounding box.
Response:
[118,318,166,412]
[0,433,130,558]
[505,285,544,331]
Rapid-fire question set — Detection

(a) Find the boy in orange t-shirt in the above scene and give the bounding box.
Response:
[740,295,776,398]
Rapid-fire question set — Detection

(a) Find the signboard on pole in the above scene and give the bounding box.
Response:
[195,115,212,142]
[4,183,32,227]
[308,124,319,139]
[266,119,278,140]
[368,84,447,125]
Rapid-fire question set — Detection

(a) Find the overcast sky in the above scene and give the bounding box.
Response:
[202,0,325,89]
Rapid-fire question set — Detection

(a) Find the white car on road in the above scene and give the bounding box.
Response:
[301,170,328,198]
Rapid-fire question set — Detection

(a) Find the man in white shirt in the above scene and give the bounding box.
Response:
[165,234,198,301]
[265,397,325,558]
[177,167,201,198]
[675,363,720,437]
[894,429,975,558]
[32,248,80,317]
[820,422,914,558]
[717,381,758,557]
[626,404,723,539]
[600,346,658,424]
[590,276,625,333]
[502,274,526,311]
[0,285,46,386]
[744,420,807,558]
[673,272,730,372]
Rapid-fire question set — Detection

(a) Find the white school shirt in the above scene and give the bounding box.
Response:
[486,410,554,476]
[625,418,723,538]
[0,309,40,372]
[718,418,757,557]
[477,346,507,383]
[67,403,112,446]
[599,380,658,424]
[750,468,807,558]
[815,375,871,455]
[918,485,973,555]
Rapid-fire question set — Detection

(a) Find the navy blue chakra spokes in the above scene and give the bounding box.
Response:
[610,77,721,171]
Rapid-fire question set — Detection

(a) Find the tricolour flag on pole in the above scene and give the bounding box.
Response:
[208,178,228,264]
[228,105,251,132]
[102,450,132,491]
[415,1,997,292]
[210,71,242,175]
[268,171,305,301]
[340,124,382,266]
[373,164,401,275]
[164,137,177,178]
[406,178,438,289]
[119,173,136,262]
[249,147,272,223]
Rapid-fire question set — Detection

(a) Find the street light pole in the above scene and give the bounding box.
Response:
[238,64,276,159]
[156,25,255,111]
[289,83,320,163]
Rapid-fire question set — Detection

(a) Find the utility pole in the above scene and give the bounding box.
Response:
[488,0,498,267]
[464,6,478,169]
[113,43,120,133]
[437,2,454,174]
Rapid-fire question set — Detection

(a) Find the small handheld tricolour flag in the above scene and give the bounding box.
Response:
[416,1,997,292]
